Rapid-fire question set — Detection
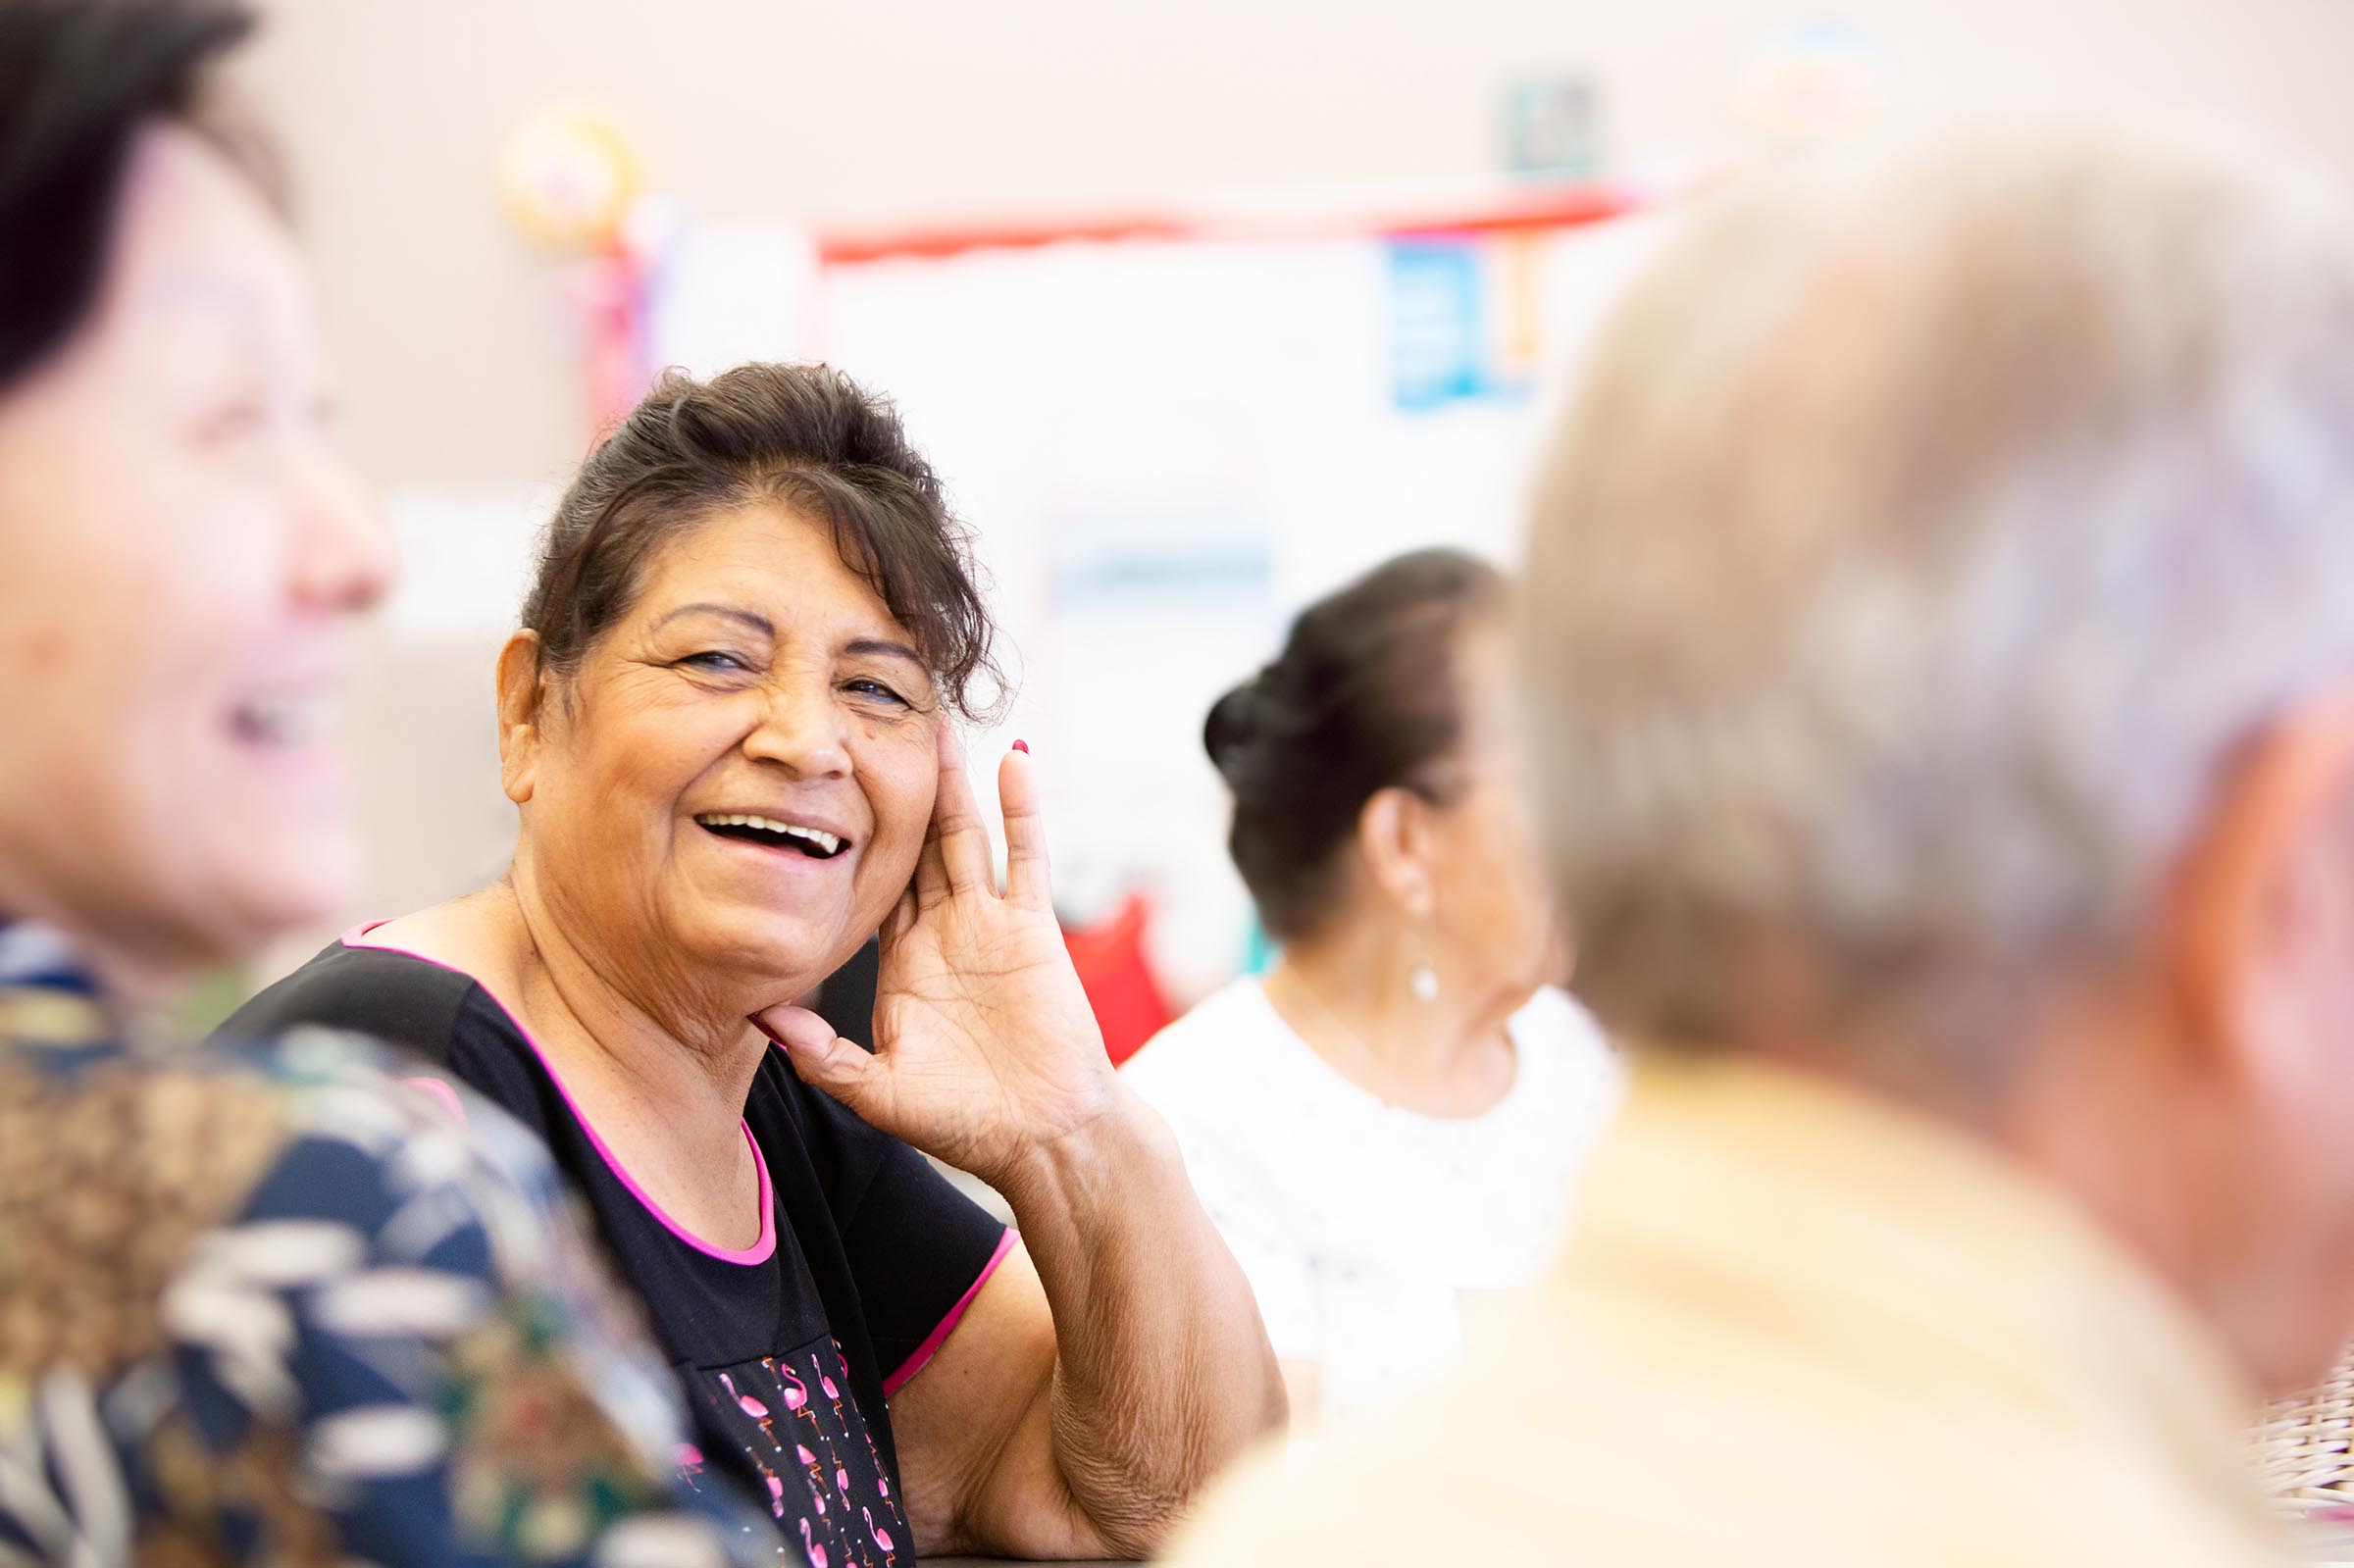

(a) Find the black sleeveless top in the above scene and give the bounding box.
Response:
[223,934,1012,1567]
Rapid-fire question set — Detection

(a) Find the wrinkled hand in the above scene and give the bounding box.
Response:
[755,725,1116,1188]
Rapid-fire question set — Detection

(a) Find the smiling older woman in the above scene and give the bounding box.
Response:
[226,364,1286,1562]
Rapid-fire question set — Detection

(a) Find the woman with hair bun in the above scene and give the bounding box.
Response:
[1124,547,1619,1428]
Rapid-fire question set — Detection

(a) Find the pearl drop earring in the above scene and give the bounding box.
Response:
[1409,959,1440,1003]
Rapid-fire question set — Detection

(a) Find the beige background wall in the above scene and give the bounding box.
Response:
[239,0,2354,493]
[219,0,2354,986]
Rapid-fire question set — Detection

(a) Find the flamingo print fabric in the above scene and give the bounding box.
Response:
[686,1338,906,1567]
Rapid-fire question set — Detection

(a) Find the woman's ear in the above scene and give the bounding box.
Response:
[2164,680,2354,1104]
[1357,787,1437,922]
[493,630,550,806]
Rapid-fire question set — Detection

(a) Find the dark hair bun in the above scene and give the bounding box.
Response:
[1211,549,1507,939]
[1203,671,1273,782]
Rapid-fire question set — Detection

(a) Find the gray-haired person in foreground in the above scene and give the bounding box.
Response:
[1166,127,2354,1566]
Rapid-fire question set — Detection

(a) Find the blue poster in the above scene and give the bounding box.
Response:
[1386,236,1533,412]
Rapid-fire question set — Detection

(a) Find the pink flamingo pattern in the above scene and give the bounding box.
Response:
[687,1337,908,1568]
[853,1416,891,1501]
[771,1355,808,1412]
[717,1369,782,1452]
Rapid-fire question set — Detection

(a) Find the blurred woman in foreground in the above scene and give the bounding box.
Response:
[1123,548,1619,1426]
[0,2,773,1560]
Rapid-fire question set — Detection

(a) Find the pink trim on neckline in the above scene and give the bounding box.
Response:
[882,1227,1018,1397]
[342,919,778,1266]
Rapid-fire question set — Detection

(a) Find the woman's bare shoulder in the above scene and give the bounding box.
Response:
[361,886,523,993]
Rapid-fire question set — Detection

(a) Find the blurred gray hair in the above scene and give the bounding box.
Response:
[1523,129,2354,1061]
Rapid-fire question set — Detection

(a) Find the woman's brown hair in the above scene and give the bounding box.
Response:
[1204,547,1505,938]
[521,363,1000,718]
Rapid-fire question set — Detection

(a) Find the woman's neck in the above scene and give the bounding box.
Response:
[0,863,199,1026]
[1269,925,1524,1119]
[389,868,770,1249]
[494,867,768,1125]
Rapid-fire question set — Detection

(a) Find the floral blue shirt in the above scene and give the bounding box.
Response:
[0,922,782,1566]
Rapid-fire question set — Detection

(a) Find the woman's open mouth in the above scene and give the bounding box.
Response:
[228,685,341,752]
[694,813,848,860]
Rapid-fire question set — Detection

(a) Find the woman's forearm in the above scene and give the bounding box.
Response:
[994,1083,1288,1556]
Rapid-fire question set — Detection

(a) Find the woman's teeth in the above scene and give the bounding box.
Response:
[695,813,844,858]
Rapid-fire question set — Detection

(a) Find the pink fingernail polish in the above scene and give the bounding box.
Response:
[1012,739,1030,754]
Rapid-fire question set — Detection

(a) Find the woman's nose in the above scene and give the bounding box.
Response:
[744,680,854,779]
[285,440,394,615]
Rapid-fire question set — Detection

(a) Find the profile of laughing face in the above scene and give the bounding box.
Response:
[0,124,390,991]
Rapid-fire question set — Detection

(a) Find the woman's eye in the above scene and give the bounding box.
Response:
[844,678,909,707]
[679,651,751,674]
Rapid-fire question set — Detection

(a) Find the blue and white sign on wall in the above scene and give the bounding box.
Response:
[1387,239,1482,410]
[1385,234,1538,412]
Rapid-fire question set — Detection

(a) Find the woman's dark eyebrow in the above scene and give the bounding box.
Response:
[844,636,927,670]
[654,603,774,636]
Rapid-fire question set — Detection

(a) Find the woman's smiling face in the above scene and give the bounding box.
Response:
[0,126,388,985]
[507,504,943,1001]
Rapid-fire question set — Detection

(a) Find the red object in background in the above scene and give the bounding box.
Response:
[570,236,652,435]
[813,184,1634,267]
[1061,893,1175,1067]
